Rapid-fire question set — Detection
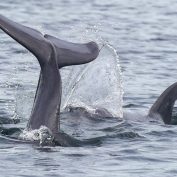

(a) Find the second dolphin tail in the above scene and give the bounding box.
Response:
[148,82,177,124]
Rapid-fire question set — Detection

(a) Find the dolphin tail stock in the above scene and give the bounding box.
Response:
[148,82,177,124]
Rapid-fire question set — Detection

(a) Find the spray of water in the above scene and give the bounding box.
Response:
[60,25,123,118]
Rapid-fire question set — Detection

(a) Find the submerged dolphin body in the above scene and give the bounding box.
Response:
[0,15,99,146]
[148,82,177,124]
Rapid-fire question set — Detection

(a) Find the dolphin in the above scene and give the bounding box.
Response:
[0,15,99,146]
[148,82,177,124]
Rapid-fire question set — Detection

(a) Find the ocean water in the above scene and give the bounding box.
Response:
[0,0,177,176]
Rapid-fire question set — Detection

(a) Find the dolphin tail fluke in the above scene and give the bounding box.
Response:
[0,15,99,67]
[148,82,177,124]
[44,34,99,68]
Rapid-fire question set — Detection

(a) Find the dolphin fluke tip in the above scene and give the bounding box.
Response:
[86,41,99,59]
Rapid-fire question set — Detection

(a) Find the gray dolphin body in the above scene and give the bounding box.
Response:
[148,82,177,124]
[0,15,99,146]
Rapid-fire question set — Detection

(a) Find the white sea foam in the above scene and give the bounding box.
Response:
[19,126,54,145]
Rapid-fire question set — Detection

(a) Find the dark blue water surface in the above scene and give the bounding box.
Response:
[0,0,177,176]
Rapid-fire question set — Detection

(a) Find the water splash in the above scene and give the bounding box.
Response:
[60,25,123,118]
